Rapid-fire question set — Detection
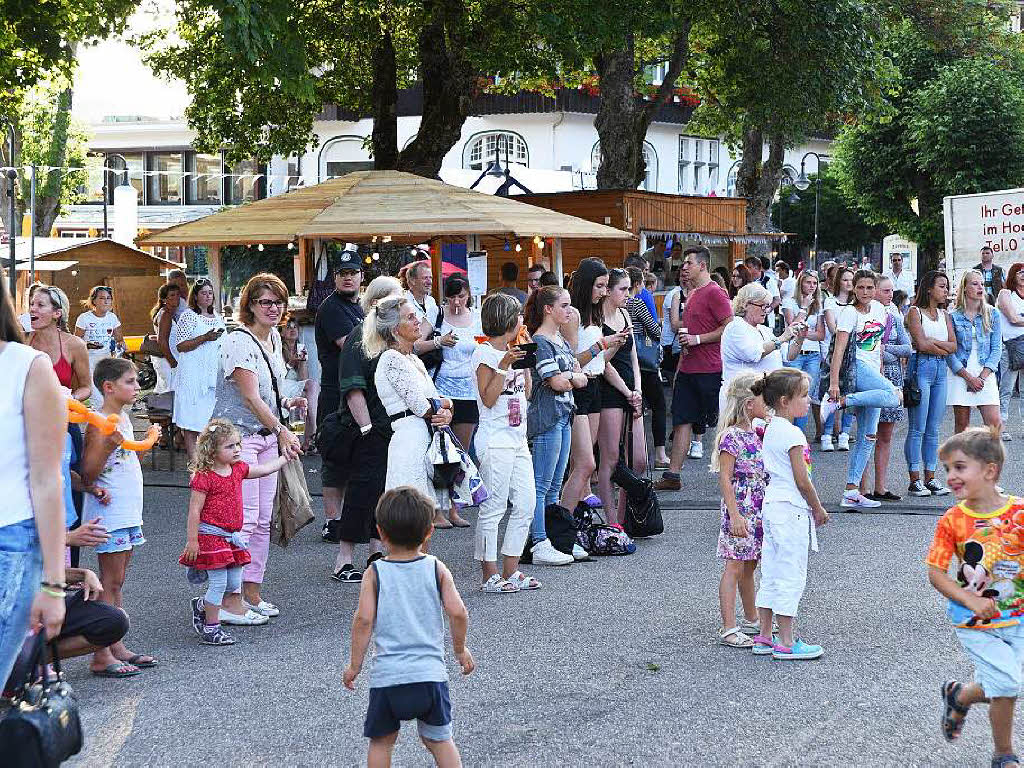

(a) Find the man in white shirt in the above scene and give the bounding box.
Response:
[776,260,796,304]
[404,259,439,326]
[744,255,781,325]
[883,253,915,298]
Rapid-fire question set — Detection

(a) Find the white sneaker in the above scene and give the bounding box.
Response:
[841,491,881,509]
[245,600,279,617]
[571,543,589,561]
[687,440,704,459]
[530,539,574,566]
[820,394,840,424]
[820,435,834,452]
[836,432,851,451]
[1004,432,1013,442]
[220,609,270,626]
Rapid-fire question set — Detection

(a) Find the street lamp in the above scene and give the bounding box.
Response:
[794,152,830,268]
[100,153,129,237]
[2,120,15,296]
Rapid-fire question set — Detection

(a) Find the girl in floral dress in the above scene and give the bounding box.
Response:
[711,373,768,648]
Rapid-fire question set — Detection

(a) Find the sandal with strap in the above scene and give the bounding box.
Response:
[941,680,970,742]
[993,754,1021,768]
[719,627,753,648]
[481,574,518,594]
[505,571,541,590]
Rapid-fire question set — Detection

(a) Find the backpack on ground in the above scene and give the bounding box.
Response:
[571,502,636,556]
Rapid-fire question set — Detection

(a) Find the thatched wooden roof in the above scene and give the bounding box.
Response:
[137,171,635,247]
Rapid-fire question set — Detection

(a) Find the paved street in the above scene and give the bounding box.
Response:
[68,409,1024,767]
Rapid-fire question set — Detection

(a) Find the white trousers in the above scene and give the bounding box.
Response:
[473,443,534,563]
[755,501,812,617]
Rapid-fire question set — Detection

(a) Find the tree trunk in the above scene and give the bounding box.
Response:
[397,0,473,178]
[370,29,399,170]
[0,123,21,238]
[594,24,691,191]
[34,84,74,235]
[735,125,786,255]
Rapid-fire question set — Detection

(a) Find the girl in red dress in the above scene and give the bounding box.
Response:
[180,419,287,645]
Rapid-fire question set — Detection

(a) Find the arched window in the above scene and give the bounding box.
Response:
[317,135,373,182]
[591,141,658,191]
[462,132,529,170]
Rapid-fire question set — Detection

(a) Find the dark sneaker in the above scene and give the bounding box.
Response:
[322,519,342,543]
[331,565,363,583]
[654,474,681,491]
[926,479,951,496]
[908,480,931,497]
[190,597,204,637]
[200,625,236,646]
[366,552,384,569]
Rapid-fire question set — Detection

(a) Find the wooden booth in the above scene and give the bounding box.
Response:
[14,238,183,334]
[137,171,635,305]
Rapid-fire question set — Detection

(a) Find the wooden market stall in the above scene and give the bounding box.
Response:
[13,237,183,334]
[136,171,636,302]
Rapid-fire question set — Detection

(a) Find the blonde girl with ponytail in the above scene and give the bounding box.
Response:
[711,373,769,648]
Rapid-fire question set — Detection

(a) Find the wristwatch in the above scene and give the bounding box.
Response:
[360,424,372,435]
[273,423,284,436]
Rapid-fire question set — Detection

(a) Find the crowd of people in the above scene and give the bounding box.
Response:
[7,241,1024,766]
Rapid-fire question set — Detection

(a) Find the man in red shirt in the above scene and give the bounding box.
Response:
[655,246,733,491]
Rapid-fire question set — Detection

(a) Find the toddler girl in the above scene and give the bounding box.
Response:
[750,369,829,660]
[711,373,768,648]
[181,419,287,645]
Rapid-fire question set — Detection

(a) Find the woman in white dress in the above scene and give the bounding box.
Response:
[368,297,453,514]
[948,269,1002,434]
[74,285,124,406]
[150,283,181,396]
[172,278,226,459]
[719,283,802,412]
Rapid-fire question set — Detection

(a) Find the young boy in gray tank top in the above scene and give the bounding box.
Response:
[344,487,474,766]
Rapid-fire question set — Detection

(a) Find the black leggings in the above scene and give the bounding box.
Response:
[640,369,667,447]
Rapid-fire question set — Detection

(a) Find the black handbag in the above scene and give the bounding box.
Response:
[904,354,922,408]
[611,412,663,538]
[418,305,445,371]
[0,633,83,767]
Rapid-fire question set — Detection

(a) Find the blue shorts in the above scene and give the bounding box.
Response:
[95,526,145,554]
[955,623,1024,698]
[364,681,452,742]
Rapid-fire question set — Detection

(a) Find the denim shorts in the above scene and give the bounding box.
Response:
[95,525,145,554]
[955,623,1024,698]
[364,681,453,742]
[0,518,41,685]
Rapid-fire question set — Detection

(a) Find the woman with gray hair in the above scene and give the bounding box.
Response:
[370,296,454,513]
[718,283,803,412]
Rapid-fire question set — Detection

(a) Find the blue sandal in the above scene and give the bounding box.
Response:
[992,754,1020,768]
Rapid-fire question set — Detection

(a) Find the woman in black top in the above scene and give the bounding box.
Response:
[596,269,647,527]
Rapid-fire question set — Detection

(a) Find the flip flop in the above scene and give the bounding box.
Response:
[124,654,158,668]
[449,519,472,528]
[91,663,141,678]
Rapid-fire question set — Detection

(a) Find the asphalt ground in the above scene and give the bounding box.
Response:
[65,406,1024,767]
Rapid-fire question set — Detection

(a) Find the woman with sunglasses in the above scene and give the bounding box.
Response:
[719,283,802,412]
[27,285,91,402]
[75,286,124,406]
[172,278,226,460]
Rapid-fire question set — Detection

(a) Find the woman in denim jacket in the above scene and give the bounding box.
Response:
[948,269,1002,434]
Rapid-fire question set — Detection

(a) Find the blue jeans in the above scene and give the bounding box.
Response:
[845,360,900,485]
[786,352,821,430]
[0,519,41,685]
[530,414,572,542]
[904,354,948,473]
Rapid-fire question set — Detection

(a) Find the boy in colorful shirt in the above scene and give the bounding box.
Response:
[927,428,1024,768]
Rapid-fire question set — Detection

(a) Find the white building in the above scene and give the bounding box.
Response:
[58,87,831,263]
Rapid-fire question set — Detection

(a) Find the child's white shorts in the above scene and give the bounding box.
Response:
[756,502,812,618]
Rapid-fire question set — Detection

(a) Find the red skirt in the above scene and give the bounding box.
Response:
[178,533,252,570]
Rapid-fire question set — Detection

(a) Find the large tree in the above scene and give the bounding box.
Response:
[144,0,551,176]
[831,16,1024,268]
[687,0,878,237]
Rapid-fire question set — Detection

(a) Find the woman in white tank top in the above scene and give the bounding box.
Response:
[904,271,957,497]
[0,285,67,683]
[997,265,1024,434]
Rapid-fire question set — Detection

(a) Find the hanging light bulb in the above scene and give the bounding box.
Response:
[257,243,264,252]
[287,242,294,250]
[537,239,546,250]
[515,242,522,252]
[383,235,392,243]
[364,256,372,265]
[372,252,380,261]
[533,235,542,245]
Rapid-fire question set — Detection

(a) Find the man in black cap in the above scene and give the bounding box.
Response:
[315,247,365,541]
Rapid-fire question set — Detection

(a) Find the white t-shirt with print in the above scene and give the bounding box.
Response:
[836,300,887,369]
[471,342,528,450]
[762,416,810,512]
[75,311,121,351]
